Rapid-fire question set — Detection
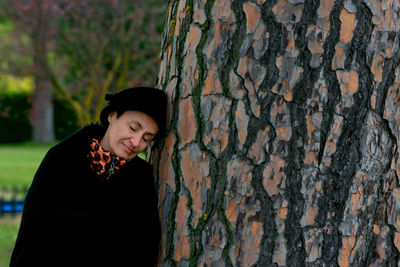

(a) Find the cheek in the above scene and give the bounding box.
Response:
[110,130,122,147]
[139,142,150,152]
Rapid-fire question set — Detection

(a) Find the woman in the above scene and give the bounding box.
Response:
[10,87,167,267]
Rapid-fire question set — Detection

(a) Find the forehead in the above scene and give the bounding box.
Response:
[117,110,158,131]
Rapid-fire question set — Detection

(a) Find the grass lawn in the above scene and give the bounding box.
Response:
[0,142,53,267]
[0,142,53,187]
[0,216,20,267]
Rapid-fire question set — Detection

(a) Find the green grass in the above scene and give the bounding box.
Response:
[0,142,53,267]
[0,216,20,267]
[0,142,53,187]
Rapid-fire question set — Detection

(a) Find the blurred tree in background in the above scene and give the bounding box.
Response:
[0,0,166,142]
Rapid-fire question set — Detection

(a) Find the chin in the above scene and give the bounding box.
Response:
[125,152,138,160]
[113,150,129,160]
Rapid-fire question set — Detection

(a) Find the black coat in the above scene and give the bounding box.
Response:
[10,125,161,267]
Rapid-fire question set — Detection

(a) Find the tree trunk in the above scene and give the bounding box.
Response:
[154,0,400,266]
[31,74,54,143]
[30,1,55,143]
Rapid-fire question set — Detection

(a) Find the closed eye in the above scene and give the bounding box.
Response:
[143,134,155,143]
[143,135,154,143]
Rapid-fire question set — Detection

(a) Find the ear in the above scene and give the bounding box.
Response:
[108,111,117,123]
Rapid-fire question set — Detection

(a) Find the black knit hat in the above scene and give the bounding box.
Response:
[100,87,167,139]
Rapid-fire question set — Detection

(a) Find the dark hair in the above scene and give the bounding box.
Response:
[100,104,125,128]
[100,87,168,141]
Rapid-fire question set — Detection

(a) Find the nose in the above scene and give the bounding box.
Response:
[129,135,141,147]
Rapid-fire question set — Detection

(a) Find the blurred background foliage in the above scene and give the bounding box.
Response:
[0,0,167,142]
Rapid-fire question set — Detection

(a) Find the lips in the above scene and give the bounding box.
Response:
[122,142,134,154]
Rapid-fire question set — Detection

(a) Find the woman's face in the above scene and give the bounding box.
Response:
[100,110,159,160]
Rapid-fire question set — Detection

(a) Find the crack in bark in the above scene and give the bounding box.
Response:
[282,0,322,265]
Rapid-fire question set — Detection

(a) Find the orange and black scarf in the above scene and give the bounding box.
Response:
[87,138,127,180]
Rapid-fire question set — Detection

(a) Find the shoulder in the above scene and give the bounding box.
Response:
[132,156,152,167]
[117,157,155,188]
[126,156,153,173]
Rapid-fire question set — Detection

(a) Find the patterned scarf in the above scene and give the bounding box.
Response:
[87,138,127,180]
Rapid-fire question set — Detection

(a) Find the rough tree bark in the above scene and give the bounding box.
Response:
[153,0,400,266]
